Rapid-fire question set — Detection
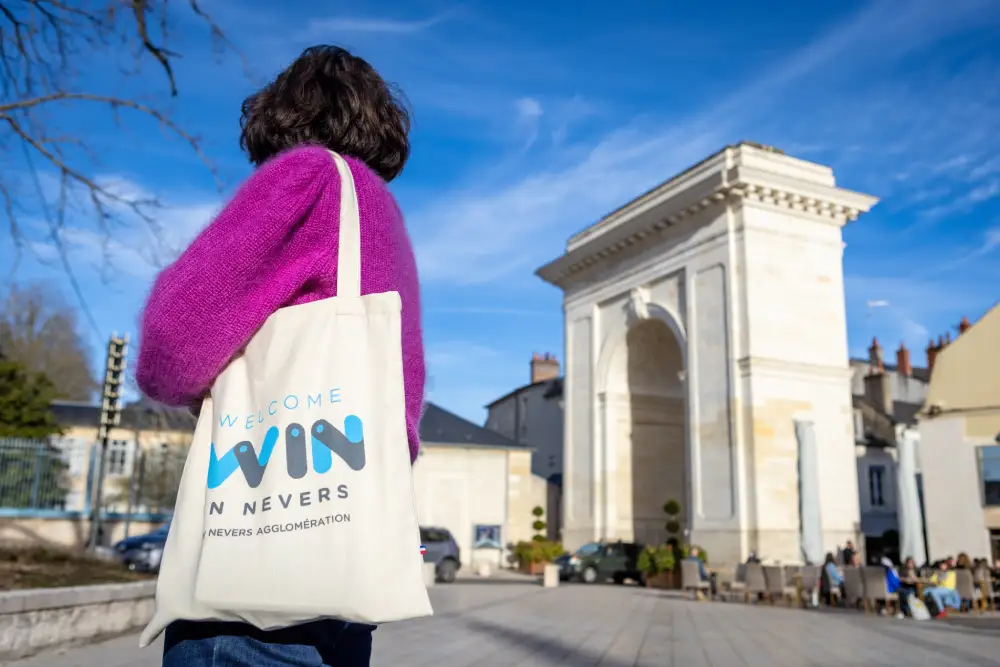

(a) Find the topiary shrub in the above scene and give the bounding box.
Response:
[637,544,676,575]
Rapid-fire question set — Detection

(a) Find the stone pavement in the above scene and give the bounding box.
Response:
[6,582,1000,667]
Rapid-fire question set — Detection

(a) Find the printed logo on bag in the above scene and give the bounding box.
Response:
[204,387,367,526]
[207,416,366,489]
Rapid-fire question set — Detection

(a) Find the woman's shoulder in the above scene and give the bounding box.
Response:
[257,145,338,176]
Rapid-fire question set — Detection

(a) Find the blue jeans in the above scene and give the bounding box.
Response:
[925,587,961,613]
[162,620,375,667]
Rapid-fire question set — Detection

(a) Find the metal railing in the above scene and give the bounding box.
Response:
[0,436,186,518]
[0,437,81,511]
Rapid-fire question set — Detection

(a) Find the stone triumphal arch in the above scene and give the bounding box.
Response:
[537,143,878,565]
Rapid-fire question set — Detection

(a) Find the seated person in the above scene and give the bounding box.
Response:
[686,546,716,599]
[924,562,961,618]
[821,552,843,605]
[896,557,919,616]
[880,555,903,616]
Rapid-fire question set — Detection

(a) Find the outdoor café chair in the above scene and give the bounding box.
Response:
[743,563,767,604]
[861,566,897,615]
[725,564,747,602]
[681,559,711,601]
[842,566,865,611]
[763,565,796,606]
[955,569,981,614]
[799,565,821,607]
[974,565,996,613]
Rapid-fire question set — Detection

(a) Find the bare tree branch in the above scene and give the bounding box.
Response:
[1,0,240,288]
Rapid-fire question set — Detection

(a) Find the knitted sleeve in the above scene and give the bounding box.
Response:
[135,147,336,407]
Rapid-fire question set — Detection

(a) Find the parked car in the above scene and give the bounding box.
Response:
[559,540,644,584]
[114,522,170,573]
[420,526,461,583]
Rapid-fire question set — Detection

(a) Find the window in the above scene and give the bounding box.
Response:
[979,446,1000,507]
[576,542,602,557]
[106,440,131,476]
[868,465,885,507]
[419,528,451,544]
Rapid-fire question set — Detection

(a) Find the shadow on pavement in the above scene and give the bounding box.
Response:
[461,618,641,667]
[450,578,540,586]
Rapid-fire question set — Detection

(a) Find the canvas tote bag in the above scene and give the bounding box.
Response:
[140,151,432,647]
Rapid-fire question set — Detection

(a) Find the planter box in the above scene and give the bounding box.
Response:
[645,572,677,589]
[521,562,547,575]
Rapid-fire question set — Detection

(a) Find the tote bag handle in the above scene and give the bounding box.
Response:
[330,151,362,299]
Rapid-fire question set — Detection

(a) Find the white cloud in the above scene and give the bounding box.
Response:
[516,97,543,120]
[410,1,997,285]
[515,97,544,149]
[844,273,991,360]
[299,14,448,39]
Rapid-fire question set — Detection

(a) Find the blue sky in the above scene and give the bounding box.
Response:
[3,0,999,423]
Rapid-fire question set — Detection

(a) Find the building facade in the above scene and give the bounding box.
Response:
[537,142,878,565]
[919,306,1000,562]
[485,353,564,539]
[850,340,928,562]
[413,403,549,569]
[0,399,193,547]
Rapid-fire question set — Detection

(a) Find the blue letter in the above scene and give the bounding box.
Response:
[219,414,239,428]
[307,393,322,409]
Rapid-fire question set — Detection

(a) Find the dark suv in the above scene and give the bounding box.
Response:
[420,526,461,583]
[556,540,644,584]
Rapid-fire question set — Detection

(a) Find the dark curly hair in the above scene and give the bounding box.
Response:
[239,46,410,182]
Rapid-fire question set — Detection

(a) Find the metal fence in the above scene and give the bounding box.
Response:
[0,436,186,518]
[0,437,80,511]
[106,446,187,516]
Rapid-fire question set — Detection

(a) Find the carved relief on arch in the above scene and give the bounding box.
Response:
[626,287,650,324]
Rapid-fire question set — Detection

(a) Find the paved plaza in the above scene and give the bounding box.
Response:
[6,582,1000,667]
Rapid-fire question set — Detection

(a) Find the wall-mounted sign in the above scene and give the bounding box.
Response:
[473,524,502,549]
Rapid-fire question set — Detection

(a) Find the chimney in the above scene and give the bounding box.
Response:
[864,370,893,416]
[959,317,971,334]
[926,339,940,375]
[530,352,560,384]
[896,342,911,377]
[867,337,884,374]
[864,337,892,415]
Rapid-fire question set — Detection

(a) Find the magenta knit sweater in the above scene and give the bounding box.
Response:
[136,146,425,462]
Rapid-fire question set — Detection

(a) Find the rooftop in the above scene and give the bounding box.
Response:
[50,399,523,449]
[420,402,523,449]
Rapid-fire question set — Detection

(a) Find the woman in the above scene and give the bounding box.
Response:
[821,552,843,605]
[136,45,422,667]
[925,561,961,618]
[897,557,919,617]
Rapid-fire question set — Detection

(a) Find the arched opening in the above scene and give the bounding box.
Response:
[605,317,687,545]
